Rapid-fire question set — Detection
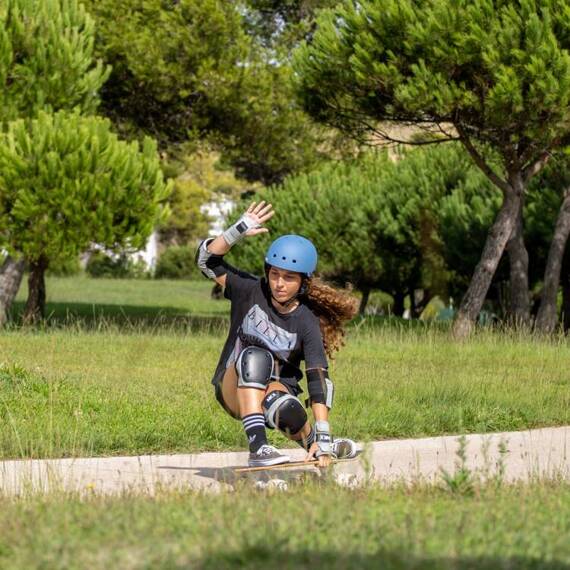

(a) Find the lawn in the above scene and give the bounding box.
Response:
[2,276,570,570]
[0,482,569,569]
[13,275,229,331]
[1,277,569,459]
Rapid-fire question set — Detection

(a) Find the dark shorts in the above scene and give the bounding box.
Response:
[214,377,301,421]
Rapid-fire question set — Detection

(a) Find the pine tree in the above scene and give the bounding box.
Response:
[294,0,570,337]
[0,0,108,121]
[0,111,170,323]
[528,151,570,332]
[0,0,109,324]
[230,144,498,316]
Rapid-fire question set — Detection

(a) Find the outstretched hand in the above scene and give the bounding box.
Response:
[244,201,274,236]
[306,442,333,468]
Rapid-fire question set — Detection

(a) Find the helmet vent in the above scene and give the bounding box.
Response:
[292,259,297,263]
[282,256,286,260]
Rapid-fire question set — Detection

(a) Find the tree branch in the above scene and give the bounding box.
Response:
[327,108,459,146]
[456,124,510,193]
[323,94,460,146]
[523,151,551,184]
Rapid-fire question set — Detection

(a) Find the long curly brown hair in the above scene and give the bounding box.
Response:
[303,278,359,359]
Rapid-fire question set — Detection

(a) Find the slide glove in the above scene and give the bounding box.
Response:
[222,214,261,247]
[314,420,335,458]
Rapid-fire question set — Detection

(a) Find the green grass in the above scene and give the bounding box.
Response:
[3,277,570,568]
[0,326,569,459]
[0,482,569,569]
[13,275,229,331]
[0,276,569,459]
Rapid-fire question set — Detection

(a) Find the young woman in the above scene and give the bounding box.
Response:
[196,201,358,467]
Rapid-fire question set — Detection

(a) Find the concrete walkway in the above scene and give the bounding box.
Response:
[1,426,568,496]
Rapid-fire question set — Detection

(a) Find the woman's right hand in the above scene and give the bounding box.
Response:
[243,201,274,237]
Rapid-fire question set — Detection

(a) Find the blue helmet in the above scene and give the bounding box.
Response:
[265,235,318,277]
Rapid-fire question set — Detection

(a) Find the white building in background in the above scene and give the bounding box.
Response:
[132,230,159,271]
[201,197,236,237]
[82,230,160,272]
[82,197,235,272]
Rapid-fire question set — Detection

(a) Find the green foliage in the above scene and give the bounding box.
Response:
[154,246,200,280]
[83,0,249,143]
[229,153,391,288]
[0,111,171,266]
[0,0,109,123]
[231,142,570,308]
[46,256,81,277]
[230,144,495,300]
[85,251,148,279]
[436,160,503,295]
[293,0,570,330]
[439,436,476,497]
[159,151,250,246]
[83,0,329,185]
[160,178,211,247]
[211,61,326,185]
[294,0,570,163]
[525,151,570,283]
[245,0,337,34]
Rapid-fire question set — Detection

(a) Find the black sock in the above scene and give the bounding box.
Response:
[297,426,315,450]
[242,413,268,453]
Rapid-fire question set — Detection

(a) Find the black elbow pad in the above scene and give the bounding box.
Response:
[306,368,334,409]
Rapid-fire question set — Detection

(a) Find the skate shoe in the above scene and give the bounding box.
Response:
[248,445,291,467]
[331,438,358,459]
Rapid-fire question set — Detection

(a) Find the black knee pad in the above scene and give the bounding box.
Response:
[262,390,307,435]
[236,346,274,390]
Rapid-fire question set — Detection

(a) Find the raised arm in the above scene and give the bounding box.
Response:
[196,201,274,288]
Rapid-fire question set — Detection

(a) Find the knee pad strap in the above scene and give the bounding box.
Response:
[262,390,307,435]
[236,346,274,390]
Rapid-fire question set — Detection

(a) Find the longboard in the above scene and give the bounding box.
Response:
[234,456,358,473]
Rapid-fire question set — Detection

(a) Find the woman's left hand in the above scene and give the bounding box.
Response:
[306,442,333,468]
[244,201,274,237]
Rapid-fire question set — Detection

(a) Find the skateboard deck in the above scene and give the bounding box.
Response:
[234,456,358,473]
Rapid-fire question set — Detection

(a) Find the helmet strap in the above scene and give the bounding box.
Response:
[271,292,299,309]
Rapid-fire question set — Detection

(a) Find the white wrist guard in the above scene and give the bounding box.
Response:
[315,420,333,457]
[222,214,260,246]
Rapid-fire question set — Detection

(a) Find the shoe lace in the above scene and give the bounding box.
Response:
[258,445,277,456]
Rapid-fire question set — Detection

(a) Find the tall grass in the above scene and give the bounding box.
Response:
[1,276,568,459]
[0,321,568,459]
[0,481,569,569]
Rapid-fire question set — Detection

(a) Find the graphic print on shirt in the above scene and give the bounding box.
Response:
[238,304,298,362]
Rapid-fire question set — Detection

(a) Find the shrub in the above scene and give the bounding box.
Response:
[86,252,148,279]
[154,245,200,280]
[46,256,81,277]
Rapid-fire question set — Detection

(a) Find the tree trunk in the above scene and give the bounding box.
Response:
[563,248,570,333]
[23,256,48,325]
[536,189,570,333]
[392,291,405,317]
[506,199,530,327]
[358,287,370,316]
[453,185,521,340]
[412,288,432,318]
[409,287,417,318]
[0,256,26,326]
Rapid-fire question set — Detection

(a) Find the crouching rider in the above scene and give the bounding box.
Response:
[196,200,358,467]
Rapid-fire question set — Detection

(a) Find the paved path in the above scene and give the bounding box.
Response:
[1,426,568,495]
